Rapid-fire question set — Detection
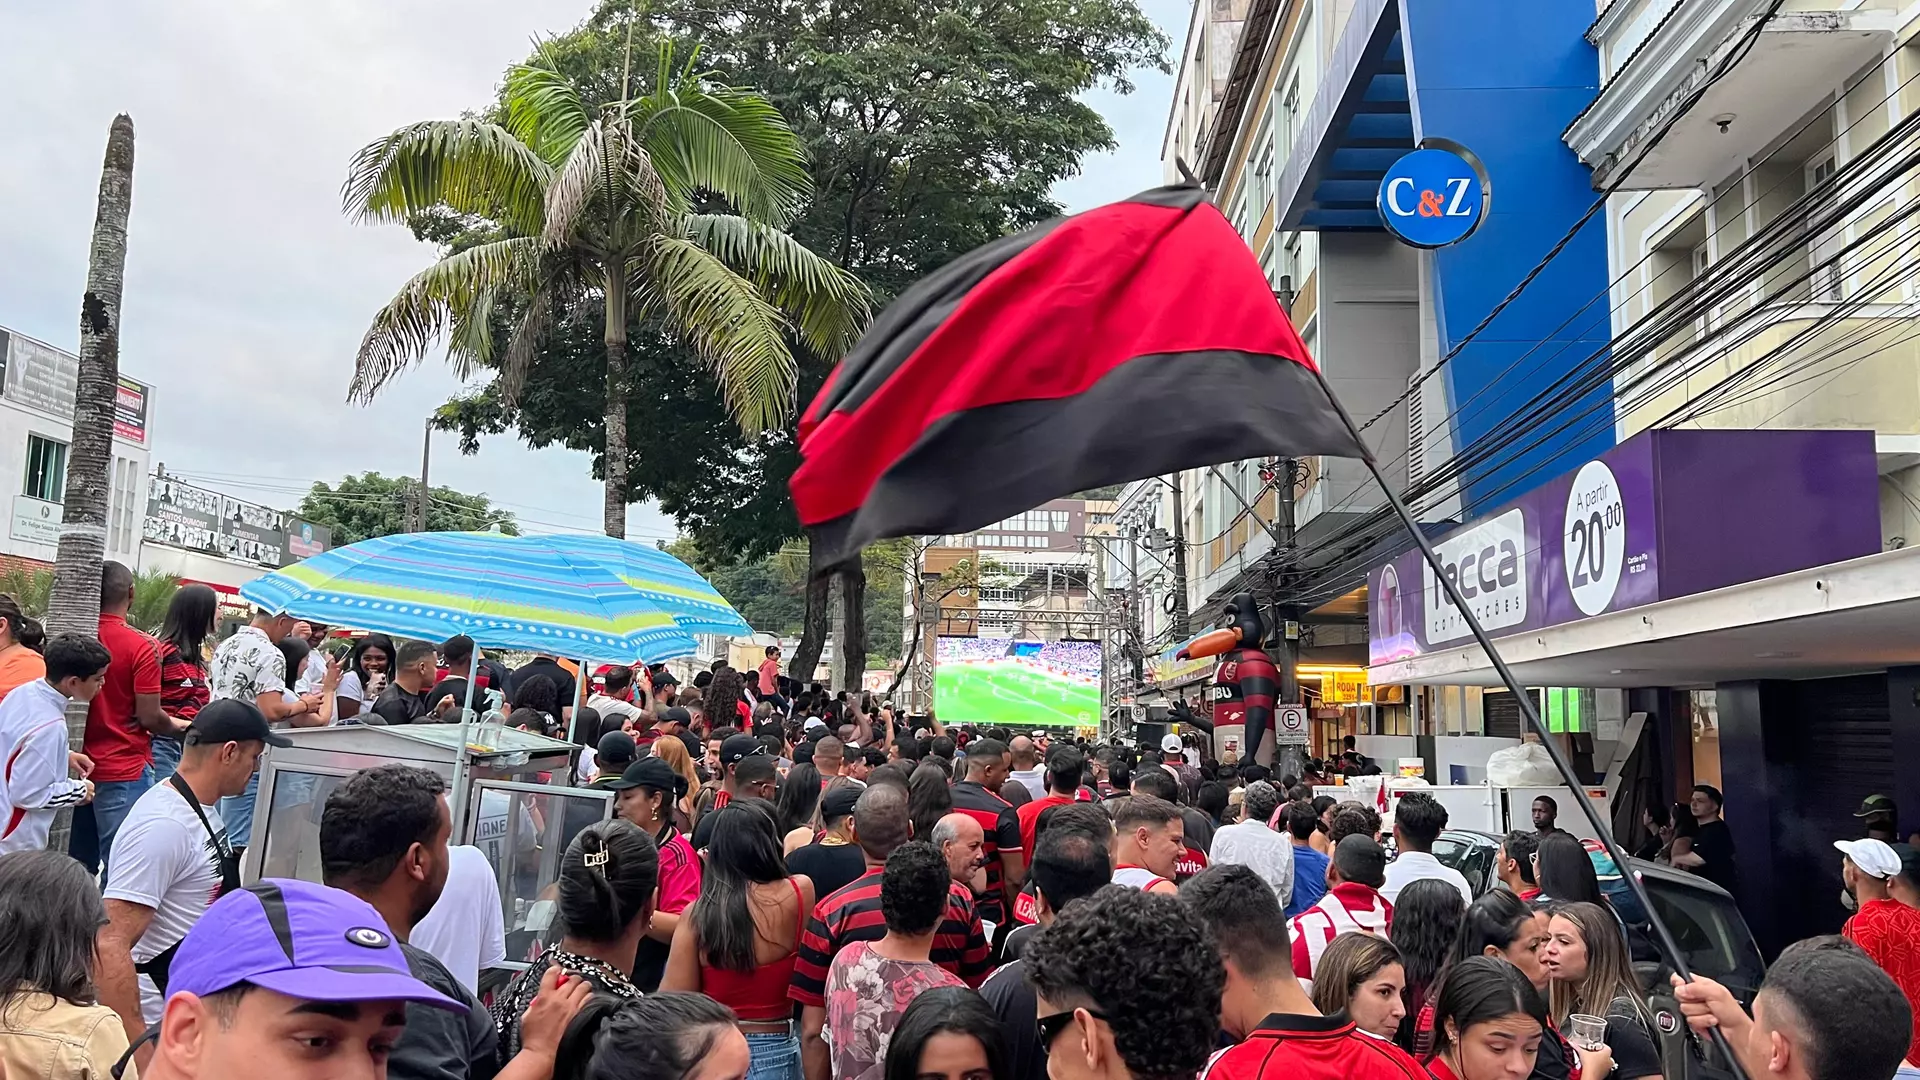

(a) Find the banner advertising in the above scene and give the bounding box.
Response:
[1368,429,1881,666]
[144,472,332,568]
[1,328,153,446]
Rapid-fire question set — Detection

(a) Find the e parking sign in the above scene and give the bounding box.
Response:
[1378,147,1487,248]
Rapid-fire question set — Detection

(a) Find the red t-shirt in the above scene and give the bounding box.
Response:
[87,614,161,782]
[758,658,780,696]
[1016,793,1074,854]
[1845,897,1920,1063]
[1202,1013,1426,1080]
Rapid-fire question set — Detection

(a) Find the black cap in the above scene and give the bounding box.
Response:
[185,699,292,749]
[608,756,686,796]
[821,784,861,822]
[720,733,766,767]
[649,666,679,688]
[597,731,637,767]
[1858,794,1897,817]
[658,706,693,729]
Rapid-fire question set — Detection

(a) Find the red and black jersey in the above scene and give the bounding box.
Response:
[948,779,1023,925]
[789,868,991,1006]
[1203,1012,1426,1080]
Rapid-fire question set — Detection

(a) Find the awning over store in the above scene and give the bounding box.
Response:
[1272,0,1413,231]
[1369,544,1920,688]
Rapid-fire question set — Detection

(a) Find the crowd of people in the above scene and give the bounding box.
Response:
[0,568,1919,1080]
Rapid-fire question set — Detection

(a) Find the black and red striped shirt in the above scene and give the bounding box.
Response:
[948,779,1023,924]
[789,867,990,1006]
[158,644,209,727]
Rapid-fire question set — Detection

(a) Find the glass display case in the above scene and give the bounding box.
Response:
[242,724,614,966]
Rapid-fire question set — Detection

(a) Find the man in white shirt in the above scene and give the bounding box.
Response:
[585,665,644,727]
[412,844,508,994]
[96,699,289,1048]
[1007,736,1046,800]
[1380,791,1472,905]
[1207,780,1294,904]
[0,633,104,852]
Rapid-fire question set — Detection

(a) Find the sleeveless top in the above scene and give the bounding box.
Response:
[1115,865,1173,891]
[700,878,807,1022]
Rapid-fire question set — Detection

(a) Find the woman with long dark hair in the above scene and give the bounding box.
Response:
[511,674,563,736]
[908,763,953,841]
[152,583,219,775]
[708,666,751,727]
[338,632,395,722]
[1426,956,1550,1080]
[0,850,133,1077]
[776,762,824,851]
[614,757,702,993]
[0,594,45,703]
[1532,833,1605,907]
[1309,932,1405,1042]
[663,801,815,1080]
[555,992,749,1080]
[1390,878,1465,1048]
[494,820,659,1064]
[1432,892,1604,1080]
[1543,902,1663,1079]
[882,986,1008,1080]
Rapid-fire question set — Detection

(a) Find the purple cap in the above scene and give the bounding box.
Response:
[167,880,465,1013]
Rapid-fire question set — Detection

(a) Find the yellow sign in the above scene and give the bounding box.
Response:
[1323,670,1369,704]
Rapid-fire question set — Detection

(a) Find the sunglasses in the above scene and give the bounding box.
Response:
[1037,1007,1107,1047]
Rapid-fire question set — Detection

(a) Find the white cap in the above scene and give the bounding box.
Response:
[1836,838,1903,879]
[804,717,827,733]
[1160,733,1184,754]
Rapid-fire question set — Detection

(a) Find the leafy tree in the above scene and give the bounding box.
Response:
[296,472,521,546]
[127,569,180,634]
[440,0,1167,685]
[344,32,867,537]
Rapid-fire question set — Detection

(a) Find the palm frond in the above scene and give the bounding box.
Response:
[342,120,550,236]
[349,237,541,403]
[642,234,799,433]
[504,59,592,168]
[543,114,611,247]
[500,286,555,404]
[630,50,812,227]
[683,214,870,359]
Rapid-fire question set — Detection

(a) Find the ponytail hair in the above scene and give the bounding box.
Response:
[554,992,737,1080]
[557,819,659,943]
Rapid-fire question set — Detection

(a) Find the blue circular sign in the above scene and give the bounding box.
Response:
[1377,147,1487,248]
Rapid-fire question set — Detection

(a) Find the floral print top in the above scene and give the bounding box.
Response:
[824,941,965,1080]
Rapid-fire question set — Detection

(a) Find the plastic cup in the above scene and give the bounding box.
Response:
[1567,1014,1608,1052]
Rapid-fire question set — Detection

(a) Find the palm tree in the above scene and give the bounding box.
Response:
[343,40,868,537]
[46,114,136,851]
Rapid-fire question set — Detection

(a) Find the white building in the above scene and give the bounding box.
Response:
[0,326,151,573]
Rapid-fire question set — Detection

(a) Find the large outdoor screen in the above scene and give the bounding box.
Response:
[934,637,1100,729]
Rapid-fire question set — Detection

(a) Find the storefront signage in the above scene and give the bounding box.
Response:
[1145,632,1216,689]
[1378,146,1487,248]
[0,329,153,446]
[144,472,332,568]
[1275,704,1310,746]
[8,495,61,547]
[1323,671,1369,704]
[1368,429,1881,666]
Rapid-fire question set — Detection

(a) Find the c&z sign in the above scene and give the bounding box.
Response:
[1377,146,1488,248]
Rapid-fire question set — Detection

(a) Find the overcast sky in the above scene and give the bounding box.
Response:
[0,0,1185,541]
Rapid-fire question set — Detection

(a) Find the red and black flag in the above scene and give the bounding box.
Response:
[790,184,1363,564]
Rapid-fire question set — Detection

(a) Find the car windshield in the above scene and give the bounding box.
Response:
[1642,875,1766,1001]
[1433,833,1495,895]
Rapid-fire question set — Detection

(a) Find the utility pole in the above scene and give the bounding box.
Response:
[1166,472,1190,638]
[414,418,432,532]
[1273,457,1306,778]
[1127,526,1144,688]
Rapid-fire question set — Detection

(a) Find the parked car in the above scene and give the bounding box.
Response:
[1433,829,1766,1080]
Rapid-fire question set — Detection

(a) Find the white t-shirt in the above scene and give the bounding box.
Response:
[411,845,507,994]
[1380,850,1474,906]
[105,782,229,1023]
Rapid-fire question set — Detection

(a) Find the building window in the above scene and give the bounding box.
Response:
[1808,155,1843,301]
[1050,511,1068,531]
[24,435,67,502]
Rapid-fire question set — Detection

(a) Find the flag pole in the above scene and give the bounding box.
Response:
[1312,370,1746,1076]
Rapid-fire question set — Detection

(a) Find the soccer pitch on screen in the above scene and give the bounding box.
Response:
[934,637,1101,729]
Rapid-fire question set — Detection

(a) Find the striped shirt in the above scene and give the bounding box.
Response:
[1288,882,1393,980]
[789,867,990,1006]
[948,780,1023,924]
[158,644,210,727]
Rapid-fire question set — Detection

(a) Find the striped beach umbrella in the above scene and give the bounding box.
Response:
[238,531,699,664]
[533,534,752,637]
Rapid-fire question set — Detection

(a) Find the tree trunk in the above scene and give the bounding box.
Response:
[47,115,135,851]
[790,539,831,685]
[835,559,866,692]
[602,275,629,538]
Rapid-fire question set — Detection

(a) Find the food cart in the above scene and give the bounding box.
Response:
[242,724,614,966]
